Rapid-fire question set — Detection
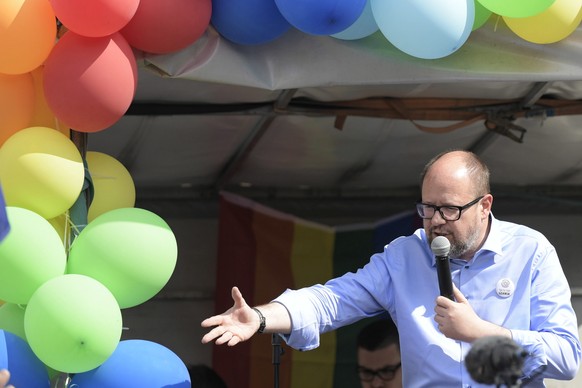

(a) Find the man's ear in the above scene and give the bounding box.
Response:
[481,194,493,218]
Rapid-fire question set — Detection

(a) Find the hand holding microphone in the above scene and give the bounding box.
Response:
[431,236,454,300]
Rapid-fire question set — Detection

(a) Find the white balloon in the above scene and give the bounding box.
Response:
[371,0,475,59]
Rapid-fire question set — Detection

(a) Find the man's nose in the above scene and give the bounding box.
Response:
[371,375,385,388]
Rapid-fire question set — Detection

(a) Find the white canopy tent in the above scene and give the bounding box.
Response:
[89,19,582,202]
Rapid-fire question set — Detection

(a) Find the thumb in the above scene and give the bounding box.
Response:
[231,286,247,308]
[452,284,467,303]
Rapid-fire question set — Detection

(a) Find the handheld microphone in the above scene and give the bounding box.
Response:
[431,236,454,300]
[465,335,527,386]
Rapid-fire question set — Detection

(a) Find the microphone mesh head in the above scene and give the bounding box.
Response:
[431,236,451,256]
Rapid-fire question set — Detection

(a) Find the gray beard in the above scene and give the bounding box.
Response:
[449,225,481,259]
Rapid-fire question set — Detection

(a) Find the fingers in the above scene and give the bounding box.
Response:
[215,330,234,345]
[201,324,226,344]
[201,315,223,328]
[231,286,246,307]
[202,326,243,347]
[452,285,467,303]
[0,369,10,387]
[435,295,452,307]
[228,336,242,346]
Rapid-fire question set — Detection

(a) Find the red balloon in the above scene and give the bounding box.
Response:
[121,0,212,54]
[42,32,138,133]
[49,0,140,38]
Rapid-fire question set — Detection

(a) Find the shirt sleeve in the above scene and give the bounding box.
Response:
[274,252,393,350]
[510,244,581,381]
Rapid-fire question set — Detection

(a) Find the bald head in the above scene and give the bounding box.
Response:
[420,150,490,198]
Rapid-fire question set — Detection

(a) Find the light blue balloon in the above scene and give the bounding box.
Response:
[0,330,50,388]
[70,340,190,388]
[371,0,475,59]
[332,0,379,40]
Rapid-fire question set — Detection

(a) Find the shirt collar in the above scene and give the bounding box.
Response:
[427,213,503,266]
[475,213,504,261]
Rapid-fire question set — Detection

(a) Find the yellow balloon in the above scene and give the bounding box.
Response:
[0,127,85,219]
[47,212,71,246]
[86,151,136,222]
[504,0,582,44]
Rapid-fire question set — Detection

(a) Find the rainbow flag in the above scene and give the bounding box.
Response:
[213,192,421,388]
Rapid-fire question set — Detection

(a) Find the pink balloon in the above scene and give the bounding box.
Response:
[42,32,138,133]
[49,0,140,38]
[121,0,212,54]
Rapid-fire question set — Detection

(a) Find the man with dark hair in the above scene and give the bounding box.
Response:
[357,318,401,388]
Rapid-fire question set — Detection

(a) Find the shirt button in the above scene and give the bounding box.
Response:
[465,265,470,269]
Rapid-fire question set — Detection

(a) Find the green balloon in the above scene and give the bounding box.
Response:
[473,0,492,31]
[67,207,178,308]
[24,274,122,373]
[0,303,26,340]
[476,0,554,18]
[0,207,67,304]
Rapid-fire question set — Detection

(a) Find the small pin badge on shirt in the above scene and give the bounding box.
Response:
[496,278,514,298]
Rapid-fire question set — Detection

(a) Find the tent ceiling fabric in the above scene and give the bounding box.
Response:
[88,20,582,201]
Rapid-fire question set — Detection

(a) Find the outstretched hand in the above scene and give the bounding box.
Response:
[201,286,258,346]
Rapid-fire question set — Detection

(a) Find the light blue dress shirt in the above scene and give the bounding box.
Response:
[275,215,581,387]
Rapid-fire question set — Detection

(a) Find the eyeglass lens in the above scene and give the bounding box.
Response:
[358,363,401,381]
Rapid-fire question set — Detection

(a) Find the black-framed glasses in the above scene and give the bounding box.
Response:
[416,196,484,221]
[357,363,402,382]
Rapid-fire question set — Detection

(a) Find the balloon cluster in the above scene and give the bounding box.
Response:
[0,1,197,385]
[0,0,578,146]
[0,0,212,136]
[0,129,187,386]
[212,0,582,59]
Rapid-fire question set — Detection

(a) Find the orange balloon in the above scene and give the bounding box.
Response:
[0,0,57,74]
[0,72,35,146]
[29,66,71,138]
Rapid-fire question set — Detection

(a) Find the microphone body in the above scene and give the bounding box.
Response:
[431,236,454,300]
